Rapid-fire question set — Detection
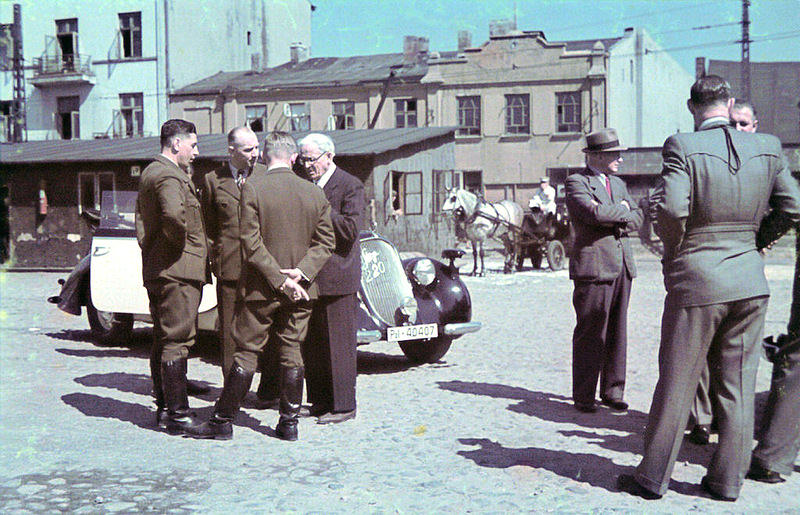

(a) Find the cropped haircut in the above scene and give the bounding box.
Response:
[262,131,297,161]
[160,119,197,149]
[733,98,757,117]
[298,132,335,155]
[689,75,731,109]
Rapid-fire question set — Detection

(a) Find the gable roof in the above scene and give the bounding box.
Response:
[173,53,428,96]
[0,128,455,164]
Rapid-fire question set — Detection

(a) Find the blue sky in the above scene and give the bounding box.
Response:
[310,0,800,74]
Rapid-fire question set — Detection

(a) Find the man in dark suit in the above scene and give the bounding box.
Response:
[565,128,642,414]
[187,131,334,441]
[747,171,800,484]
[202,126,279,406]
[618,75,800,501]
[135,119,208,435]
[298,133,365,424]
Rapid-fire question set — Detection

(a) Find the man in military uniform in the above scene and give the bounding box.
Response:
[135,119,208,435]
[618,75,800,501]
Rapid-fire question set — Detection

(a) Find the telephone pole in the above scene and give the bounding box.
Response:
[741,0,751,100]
[11,3,25,142]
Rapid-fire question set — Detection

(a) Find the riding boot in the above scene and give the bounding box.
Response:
[150,344,166,429]
[275,366,304,441]
[256,345,280,407]
[185,364,254,440]
[161,358,201,435]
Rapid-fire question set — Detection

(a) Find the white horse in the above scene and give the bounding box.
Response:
[441,188,525,275]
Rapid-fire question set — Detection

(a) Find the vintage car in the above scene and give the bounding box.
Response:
[48,191,481,364]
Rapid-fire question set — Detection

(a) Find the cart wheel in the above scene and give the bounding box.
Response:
[546,240,566,271]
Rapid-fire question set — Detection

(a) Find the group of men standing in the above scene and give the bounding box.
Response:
[135,122,365,442]
[565,75,800,502]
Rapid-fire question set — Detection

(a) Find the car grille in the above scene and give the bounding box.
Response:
[359,237,413,326]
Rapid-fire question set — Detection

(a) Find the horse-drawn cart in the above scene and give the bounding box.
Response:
[515,200,572,271]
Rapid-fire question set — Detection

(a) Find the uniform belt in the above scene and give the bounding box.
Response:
[685,222,757,235]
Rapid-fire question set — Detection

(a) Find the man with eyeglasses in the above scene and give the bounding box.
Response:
[298,133,365,424]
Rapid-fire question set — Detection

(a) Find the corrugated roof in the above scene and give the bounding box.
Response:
[0,128,455,164]
[173,53,428,95]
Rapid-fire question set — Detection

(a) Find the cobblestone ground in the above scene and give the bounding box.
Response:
[1,240,797,513]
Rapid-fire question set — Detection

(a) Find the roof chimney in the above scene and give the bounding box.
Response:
[403,35,429,64]
[489,19,516,37]
[289,43,308,64]
[457,30,472,52]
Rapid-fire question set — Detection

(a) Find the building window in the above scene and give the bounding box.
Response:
[463,170,483,195]
[433,170,461,213]
[78,172,115,214]
[504,94,529,135]
[394,99,417,128]
[289,102,310,131]
[556,92,581,133]
[246,105,267,132]
[388,171,423,216]
[119,12,142,58]
[457,96,481,136]
[332,101,355,130]
[57,95,80,139]
[117,93,143,137]
[55,18,78,71]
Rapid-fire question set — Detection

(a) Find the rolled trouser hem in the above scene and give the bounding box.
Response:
[634,470,669,496]
[751,453,795,476]
[702,475,740,499]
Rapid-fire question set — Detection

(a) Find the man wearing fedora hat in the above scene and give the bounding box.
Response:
[617,75,800,501]
[565,128,642,414]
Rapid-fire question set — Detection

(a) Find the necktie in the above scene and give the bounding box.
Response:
[604,175,612,199]
[236,170,246,189]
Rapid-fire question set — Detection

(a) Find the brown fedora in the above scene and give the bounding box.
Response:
[582,128,627,153]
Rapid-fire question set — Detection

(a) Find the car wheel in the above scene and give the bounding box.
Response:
[546,240,566,271]
[399,336,453,364]
[86,292,133,345]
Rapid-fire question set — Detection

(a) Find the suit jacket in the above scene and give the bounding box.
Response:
[654,121,800,307]
[135,155,208,286]
[238,166,335,302]
[565,168,642,282]
[201,162,267,281]
[316,167,366,296]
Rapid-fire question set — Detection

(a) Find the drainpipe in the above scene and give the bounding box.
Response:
[163,0,171,100]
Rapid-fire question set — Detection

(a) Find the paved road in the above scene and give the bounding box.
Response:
[0,244,797,513]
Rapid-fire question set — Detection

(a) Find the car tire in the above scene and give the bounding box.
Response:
[399,336,453,364]
[86,292,133,345]
[546,240,566,271]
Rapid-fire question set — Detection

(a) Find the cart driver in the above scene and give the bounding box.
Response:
[529,176,556,215]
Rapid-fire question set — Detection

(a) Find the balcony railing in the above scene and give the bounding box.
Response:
[31,54,95,87]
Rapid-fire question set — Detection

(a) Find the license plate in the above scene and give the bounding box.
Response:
[387,323,438,342]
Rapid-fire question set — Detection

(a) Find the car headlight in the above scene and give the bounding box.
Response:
[411,259,436,287]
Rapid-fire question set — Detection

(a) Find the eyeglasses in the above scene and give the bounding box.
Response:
[299,153,326,165]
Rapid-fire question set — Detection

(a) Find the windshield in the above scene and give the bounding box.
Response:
[99,190,137,230]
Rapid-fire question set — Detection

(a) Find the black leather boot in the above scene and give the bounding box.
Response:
[275,366,304,441]
[256,348,280,408]
[161,358,201,435]
[150,345,167,429]
[185,364,254,440]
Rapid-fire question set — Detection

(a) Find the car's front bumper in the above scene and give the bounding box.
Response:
[356,321,481,344]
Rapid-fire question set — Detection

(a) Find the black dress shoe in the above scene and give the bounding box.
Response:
[317,409,356,425]
[299,404,329,418]
[687,424,711,445]
[601,398,628,411]
[616,474,662,500]
[574,402,597,413]
[746,462,785,484]
[700,477,737,502]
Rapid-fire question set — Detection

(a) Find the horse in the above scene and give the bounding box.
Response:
[441,188,525,276]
